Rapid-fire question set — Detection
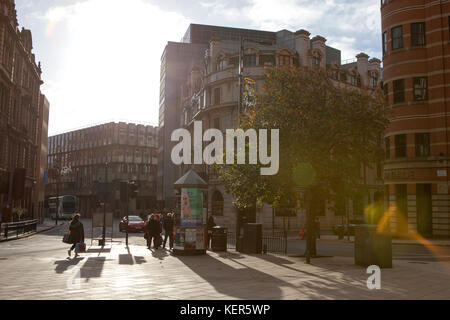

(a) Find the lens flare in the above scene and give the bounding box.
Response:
[375,205,449,269]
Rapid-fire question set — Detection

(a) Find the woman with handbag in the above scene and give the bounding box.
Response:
[68,213,85,258]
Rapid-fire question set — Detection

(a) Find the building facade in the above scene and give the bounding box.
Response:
[381,0,450,237]
[0,0,46,222]
[161,24,382,233]
[34,94,49,222]
[46,122,158,218]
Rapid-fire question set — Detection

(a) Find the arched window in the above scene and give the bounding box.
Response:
[212,191,224,216]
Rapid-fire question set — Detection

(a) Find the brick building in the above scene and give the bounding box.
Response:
[46,122,158,219]
[381,0,450,237]
[0,0,47,222]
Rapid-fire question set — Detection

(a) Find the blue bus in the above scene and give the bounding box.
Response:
[49,195,77,220]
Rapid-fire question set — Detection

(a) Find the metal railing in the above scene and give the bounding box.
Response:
[227,230,288,254]
[0,220,38,241]
[263,231,288,254]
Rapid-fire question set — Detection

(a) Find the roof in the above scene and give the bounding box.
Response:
[174,169,207,188]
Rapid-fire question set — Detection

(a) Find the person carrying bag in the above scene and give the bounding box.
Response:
[67,213,85,258]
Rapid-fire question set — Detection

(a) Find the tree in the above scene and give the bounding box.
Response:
[217,66,388,258]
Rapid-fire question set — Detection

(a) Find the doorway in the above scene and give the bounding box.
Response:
[416,184,432,237]
[395,184,408,235]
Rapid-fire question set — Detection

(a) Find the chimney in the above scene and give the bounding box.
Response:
[368,57,382,87]
[311,35,327,69]
[295,29,310,67]
[209,37,221,72]
[356,52,369,87]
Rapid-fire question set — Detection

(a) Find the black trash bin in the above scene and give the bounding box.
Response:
[211,226,227,252]
[242,223,262,254]
[355,224,392,268]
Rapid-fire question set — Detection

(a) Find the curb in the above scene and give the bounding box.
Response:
[0,222,67,243]
[305,238,450,247]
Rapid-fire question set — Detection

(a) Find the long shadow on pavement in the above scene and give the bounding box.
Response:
[248,252,411,299]
[54,257,84,274]
[176,252,295,299]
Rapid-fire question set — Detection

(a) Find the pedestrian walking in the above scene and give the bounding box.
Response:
[145,214,162,249]
[163,212,174,250]
[67,213,85,258]
[207,212,216,249]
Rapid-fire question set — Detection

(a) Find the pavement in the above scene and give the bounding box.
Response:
[286,232,450,247]
[0,219,449,300]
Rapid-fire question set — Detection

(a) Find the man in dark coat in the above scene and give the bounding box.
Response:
[145,214,162,249]
[162,212,174,250]
[68,213,84,258]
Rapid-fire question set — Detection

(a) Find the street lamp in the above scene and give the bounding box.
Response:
[102,162,108,246]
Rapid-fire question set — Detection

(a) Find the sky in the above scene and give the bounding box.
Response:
[15,0,382,136]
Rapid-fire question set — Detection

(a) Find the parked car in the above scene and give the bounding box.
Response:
[119,215,145,233]
[332,220,365,237]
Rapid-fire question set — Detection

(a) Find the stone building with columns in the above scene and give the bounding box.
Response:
[167,24,382,233]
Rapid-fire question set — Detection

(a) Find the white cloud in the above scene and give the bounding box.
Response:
[202,0,382,61]
[42,0,189,135]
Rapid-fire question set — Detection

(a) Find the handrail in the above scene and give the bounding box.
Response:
[0,219,38,241]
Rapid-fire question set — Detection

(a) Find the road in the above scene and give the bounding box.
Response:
[286,238,450,262]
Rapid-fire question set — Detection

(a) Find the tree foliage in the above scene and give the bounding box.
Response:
[217,66,388,212]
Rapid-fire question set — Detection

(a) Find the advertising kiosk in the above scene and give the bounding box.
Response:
[173,169,208,256]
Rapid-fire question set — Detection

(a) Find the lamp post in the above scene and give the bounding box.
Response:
[55,164,60,226]
[102,162,108,245]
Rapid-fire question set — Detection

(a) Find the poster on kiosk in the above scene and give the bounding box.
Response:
[174,188,207,253]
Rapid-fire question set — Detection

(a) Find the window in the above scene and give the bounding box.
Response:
[279,55,291,66]
[340,72,347,82]
[312,56,320,68]
[213,118,220,130]
[393,79,405,104]
[259,55,275,66]
[385,137,390,159]
[382,31,388,55]
[330,70,338,80]
[415,133,430,157]
[216,59,227,71]
[212,191,223,216]
[395,134,407,158]
[371,76,378,88]
[213,87,221,105]
[229,56,239,67]
[243,54,256,67]
[391,26,403,50]
[411,22,426,46]
[413,77,428,101]
[349,75,356,86]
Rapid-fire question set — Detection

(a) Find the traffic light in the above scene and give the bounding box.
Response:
[120,182,128,202]
[129,181,139,199]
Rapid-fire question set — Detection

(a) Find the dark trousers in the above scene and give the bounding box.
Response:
[70,243,76,251]
[147,235,161,248]
[207,231,212,249]
[163,231,173,248]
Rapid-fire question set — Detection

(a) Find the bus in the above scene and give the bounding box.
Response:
[48,195,77,220]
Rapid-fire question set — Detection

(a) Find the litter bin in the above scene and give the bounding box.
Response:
[242,223,262,254]
[355,224,392,268]
[211,226,227,252]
